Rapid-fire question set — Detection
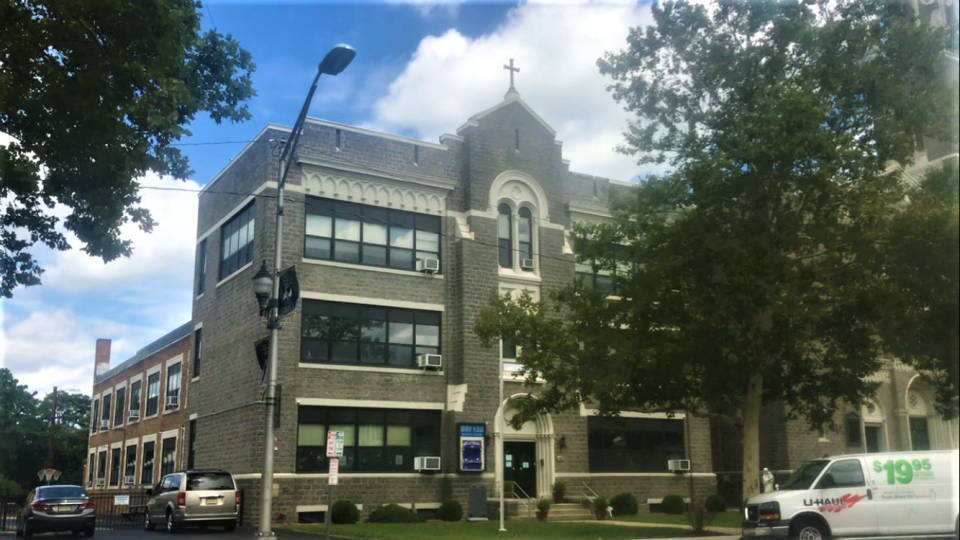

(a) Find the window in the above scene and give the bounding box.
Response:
[587,417,685,473]
[193,329,202,378]
[125,445,137,484]
[129,380,142,419]
[498,204,512,268]
[97,451,107,484]
[818,460,865,489]
[160,438,177,477]
[109,448,121,487]
[101,393,111,429]
[87,453,95,487]
[502,339,517,360]
[114,388,126,427]
[188,420,197,470]
[518,207,533,267]
[296,406,441,473]
[166,363,181,410]
[91,399,100,432]
[910,417,931,450]
[141,442,155,485]
[196,239,207,295]
[219,203,255,279]
[304,197,440,271]
[300,300,441,368]
[146,373,160,417]
[846,413,862,446]
[575,263,615,294]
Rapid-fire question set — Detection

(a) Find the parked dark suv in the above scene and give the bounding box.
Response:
[145,470,238,533]
[16,485,95,538]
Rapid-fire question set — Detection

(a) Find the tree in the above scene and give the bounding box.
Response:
[39,390,93,486]
[0,0,256,297]
[475,0,958,506]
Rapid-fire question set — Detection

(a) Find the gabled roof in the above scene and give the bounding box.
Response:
[457,95,557,137]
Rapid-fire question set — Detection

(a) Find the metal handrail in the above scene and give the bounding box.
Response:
[578,481,599,511]
[512,482,533,513]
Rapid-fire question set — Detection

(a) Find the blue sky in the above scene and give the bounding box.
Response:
[2,0,658,398]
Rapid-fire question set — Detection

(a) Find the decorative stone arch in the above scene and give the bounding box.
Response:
[904,376,956,450]
[858,398,890,452]
[494,393,556,499]
[489,170,549,221]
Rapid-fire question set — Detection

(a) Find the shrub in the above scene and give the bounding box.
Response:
[330,500,359,525]
[661,495,686,515]
[610,492,639,516]
[537,498,551,512]
[592,496,608,511]
[551,480,567,495]
[367,504,425,523]
[705,494,727,513]
[437,500,463,522]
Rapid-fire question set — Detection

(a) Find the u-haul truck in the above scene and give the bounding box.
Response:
[743,450,959,540]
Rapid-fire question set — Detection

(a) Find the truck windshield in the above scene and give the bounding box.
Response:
[780,460,829,491]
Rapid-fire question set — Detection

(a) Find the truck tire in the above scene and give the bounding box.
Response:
[791,517,828,540]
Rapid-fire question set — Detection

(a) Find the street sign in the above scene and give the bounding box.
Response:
[326,430,344,458]
[255,337,270,386]
[328,457,339,485]
[277,267,300,317]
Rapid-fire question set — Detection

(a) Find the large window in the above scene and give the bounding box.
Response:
[304,197,440,271]
[160,438,177,477]
[587,417,685,473]
[96,451,107,484]
[575,263,615,294]
[124,445,137,484]
[129,380,142,420]
[91,399,100,432]
[498,204,512,267]
[101,393,111,429]
[219,203,255,279]
[141,442,155,485]
[910,417,931,451]
[146,373,160,417]
[296,406,441,473]
[518,207,532,265]
[166,363,181,410]
[109,448,121,487]
[87,453,95,487]
[196,239,207,295]
[114,388,126,427]
[193,329,202,378]
[301,300,441,368]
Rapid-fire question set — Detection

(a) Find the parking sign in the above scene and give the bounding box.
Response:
[326,430,344,458]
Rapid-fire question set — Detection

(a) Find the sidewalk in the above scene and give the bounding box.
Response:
[570,519,743,538]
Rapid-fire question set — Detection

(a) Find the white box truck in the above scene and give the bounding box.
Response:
[743,450,959,540]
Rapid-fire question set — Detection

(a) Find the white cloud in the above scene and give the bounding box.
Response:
[364,2,655,181]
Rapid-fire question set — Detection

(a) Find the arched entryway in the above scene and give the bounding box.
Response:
[494,394,555,499]
[904,377,957,450]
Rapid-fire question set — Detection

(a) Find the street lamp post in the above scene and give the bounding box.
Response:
[252,44,355,539]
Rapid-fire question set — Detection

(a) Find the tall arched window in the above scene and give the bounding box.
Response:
[518,207,532,269]
[498,204,512,268]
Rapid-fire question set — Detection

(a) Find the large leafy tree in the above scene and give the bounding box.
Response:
[0,0,256,297]
[476,0,957,505]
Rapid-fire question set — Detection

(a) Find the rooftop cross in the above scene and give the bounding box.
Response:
[503,59,520,90]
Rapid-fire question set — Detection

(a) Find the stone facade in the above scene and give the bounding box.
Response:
[188,92,716,526]
[84,323,193,494]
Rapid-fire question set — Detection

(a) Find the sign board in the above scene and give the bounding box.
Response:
[114,495,130,506]
[458,423,485,472]
[277,267,300,317]
[255,337,270,386]
[328,457,339,486]
[326,430,344,458]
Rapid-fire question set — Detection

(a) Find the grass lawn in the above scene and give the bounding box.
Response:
[289,521,697,540]
[614,512,743,529]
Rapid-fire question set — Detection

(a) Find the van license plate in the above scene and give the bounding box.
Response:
[203,498,218,505]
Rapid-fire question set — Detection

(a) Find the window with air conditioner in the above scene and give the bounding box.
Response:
[129,380,142,421]
[109,447,121,487]
[114,387,126,427]
[587,416,685,473]
[160,437,177,477]
[100,393,111,430]
[96,451,107,487]
[165,363,181,411]
[124,445,137,485]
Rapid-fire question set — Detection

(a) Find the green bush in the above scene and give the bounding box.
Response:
[437,500,463,522]
[610,492,639,516]
[330,500,359,525]
[551,480,567,496]
[537,498,551,512]
[592,496,608,511]
[367,504,425,523]
[661,495,686,515]
[705,494,727,513]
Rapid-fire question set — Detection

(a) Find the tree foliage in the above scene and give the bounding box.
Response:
[475,0,957,504]
[0,0,256,297]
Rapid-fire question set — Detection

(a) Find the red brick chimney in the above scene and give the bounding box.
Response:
[94,339,111,382]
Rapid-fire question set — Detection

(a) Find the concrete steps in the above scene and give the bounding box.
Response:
[514,502,595,522]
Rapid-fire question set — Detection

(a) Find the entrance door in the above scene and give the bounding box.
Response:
[504,441,537,499]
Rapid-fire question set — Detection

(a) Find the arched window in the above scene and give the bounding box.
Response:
[518,207,532,269]
[498,204,512,268]
[845,412,862,446]
[908,391,931,451]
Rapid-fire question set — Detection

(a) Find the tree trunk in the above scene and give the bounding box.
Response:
[741,373,763,507]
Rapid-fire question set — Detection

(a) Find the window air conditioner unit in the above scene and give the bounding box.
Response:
[165,396,179,409]
[128,410,140,421]
[520,258,535,270]
[417,258,440,273]
[414,456,441,472]
[417,354,442,370]
[668,459,691,473]
[99,419,110,430]
[95,478,105,487]
[123,476,136,485]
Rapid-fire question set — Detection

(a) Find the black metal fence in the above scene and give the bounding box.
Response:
[1,495,24,532]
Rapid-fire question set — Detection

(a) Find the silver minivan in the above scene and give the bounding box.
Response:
[144,469,238,533]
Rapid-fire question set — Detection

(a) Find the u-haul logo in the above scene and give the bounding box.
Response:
[803,493,868,513]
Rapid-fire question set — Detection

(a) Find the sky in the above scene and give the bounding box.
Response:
[1,0,660,399]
